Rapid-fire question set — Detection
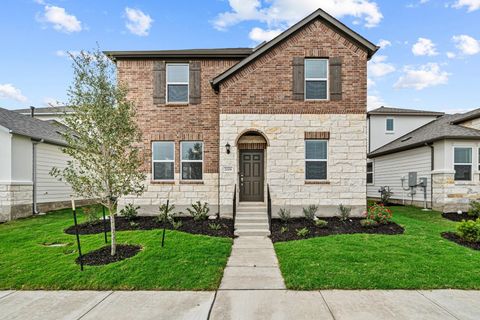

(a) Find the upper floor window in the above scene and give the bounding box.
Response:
[454,147,472,181]
[181,141,203,180]
[305,140,328,180]
[367,161,374,184]
[152,141,174,181]
[166,64,189,104]
[305,59,328,100]
[386,118,394,133]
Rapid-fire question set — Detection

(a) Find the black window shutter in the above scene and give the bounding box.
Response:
[189,61,201,105]
[329,57,342,101]
[292,57,304,100]
[153,61,166,104]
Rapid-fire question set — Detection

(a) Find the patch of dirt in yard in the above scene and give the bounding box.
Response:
[270,218,404,243]
[441,232,480,251]
[64,216,234,238]
[442,212,476,222]
[76,244,142,266]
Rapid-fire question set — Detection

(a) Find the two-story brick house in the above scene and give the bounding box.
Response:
[105,9,378,224]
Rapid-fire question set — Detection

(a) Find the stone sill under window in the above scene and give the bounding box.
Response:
[305,180,330,185]
[454,181,476,186]
[180,180,204,185]
[150,180,175,185]
[165,103,189,107]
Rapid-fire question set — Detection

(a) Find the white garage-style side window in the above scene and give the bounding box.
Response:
[152,141,175,181]
[454,147,472,181]
[305,59,329,101]
[166,63,189,104]
[386,118,394,133]
[305,140,328,180]
[181,141,203,180]
[367,161,374,184]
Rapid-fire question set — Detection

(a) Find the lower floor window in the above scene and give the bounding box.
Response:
[152,141,174,180]
[305,140,328,180]
[181,141,203,180]
[454,147,472,181]
[367,161,374,184]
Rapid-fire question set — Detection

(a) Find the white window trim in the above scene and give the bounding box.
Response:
[453,146,473,182]
[166,63,189,104]
[367,160,374,185]
[385,117,395,134]
[304,58,329,101]
[152,141,175,181]
[305,139,328,180]
[180,141,204,181]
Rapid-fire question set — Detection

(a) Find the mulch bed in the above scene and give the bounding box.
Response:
[441,232,480,251]
[76,244,142,266]
[65,216,234,238]
[442,212,477,222]
[270,218,404,243]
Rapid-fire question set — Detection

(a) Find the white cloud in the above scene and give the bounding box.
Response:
[377,39,391,49]
[248,27,283,42]
[367,95,385,110]
[452,34,480,55]
[55,50,82,58]
[213,0,383,40]
[446,51,456,59]
[0,84,28,103]
[124,7,153,36]
[412,37,438,56]
[39,5,82,33]
[368,55,395,78]
[394,63,449,90]
[452,0,480,12]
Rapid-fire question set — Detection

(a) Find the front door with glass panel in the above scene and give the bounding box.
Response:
[239,150,264,202]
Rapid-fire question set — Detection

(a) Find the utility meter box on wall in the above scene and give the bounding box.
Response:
[408,172,417,187]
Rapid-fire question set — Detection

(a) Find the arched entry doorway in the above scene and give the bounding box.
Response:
[236,130,268,202]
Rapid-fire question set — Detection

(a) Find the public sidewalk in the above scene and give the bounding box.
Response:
[1,289,480,319]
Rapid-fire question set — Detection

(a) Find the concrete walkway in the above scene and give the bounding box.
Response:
[1,289,480,319]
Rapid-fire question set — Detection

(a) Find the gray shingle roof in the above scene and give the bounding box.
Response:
[14,106,73,115]
[0,107,67,146]
[369,109,480,158]
[368,106,444,116]
[104,48,253,60]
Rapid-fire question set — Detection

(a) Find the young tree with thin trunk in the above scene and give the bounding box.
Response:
[51,48,145,256]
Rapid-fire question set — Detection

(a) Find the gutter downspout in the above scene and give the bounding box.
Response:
[32,139,44,215]
[427,143,434,209]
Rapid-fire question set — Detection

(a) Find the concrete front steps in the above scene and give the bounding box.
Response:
[234,202,270,237]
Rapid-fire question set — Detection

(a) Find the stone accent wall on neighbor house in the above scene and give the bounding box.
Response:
[431,171,480,212]
[219,114,367,217]
[0,183,33,222]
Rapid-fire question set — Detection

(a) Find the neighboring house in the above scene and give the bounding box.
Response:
[367,108,480,212]
[15,106,72,123]
[105,8,378,219]
[0,107,83,222]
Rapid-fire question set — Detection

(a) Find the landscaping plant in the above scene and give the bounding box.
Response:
[158,201,176,225]
[360,219,379,228]
[50,48,145,256]
[303,205,318,220]
[82,206,99,224]
[365,203,393,224]
[278,208,291,223]
[468,200,480,218]
[187,201,210,221]
[208,223,222,231]
[280,226,289,234]
[120,203,140,221]
[456,219,480,242]
[314,219,328,228]
[296,227,310,238]
[379,186,393,205]
[339,204,351,221]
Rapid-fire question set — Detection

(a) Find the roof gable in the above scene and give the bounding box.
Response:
[211,8,378,89]
[368,106,444,117]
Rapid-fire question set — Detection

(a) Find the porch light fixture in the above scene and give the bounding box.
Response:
[225,143,231,154]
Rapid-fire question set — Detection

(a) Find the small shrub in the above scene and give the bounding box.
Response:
[171,220,183,230]
[82,206,99,224]
[456,219,480,242]
[303,205,318,220]
[120,203,140,221]
[209,223,221,231]
[278,208,291,223]
[129,221,139,228]
[360,219,379,228]
[366,203,393,224]
[339,204,351,221]
[379,186,393,205]
[468,200,480,218]
[296,227,310,238]
[315,219,328,228]
[158,201,176,224]
[187,201,210,221]
[280,226,289,234]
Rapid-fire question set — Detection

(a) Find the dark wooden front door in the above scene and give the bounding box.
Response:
[239,150,264,202]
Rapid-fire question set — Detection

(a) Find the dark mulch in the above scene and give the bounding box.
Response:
[270,218,404,243]
[441,232,480,251]
[442,212,477,222]
[76,244,142,266]
[65,216,234,238]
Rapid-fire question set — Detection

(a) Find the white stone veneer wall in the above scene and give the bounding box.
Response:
[0,183,33,222]
[220,114,367,217]
[119,173,219,216]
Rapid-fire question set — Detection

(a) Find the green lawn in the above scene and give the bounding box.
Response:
[0,207,232,290]
[274,206,480,290]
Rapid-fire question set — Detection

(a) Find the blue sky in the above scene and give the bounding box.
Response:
[0,0,479,113]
